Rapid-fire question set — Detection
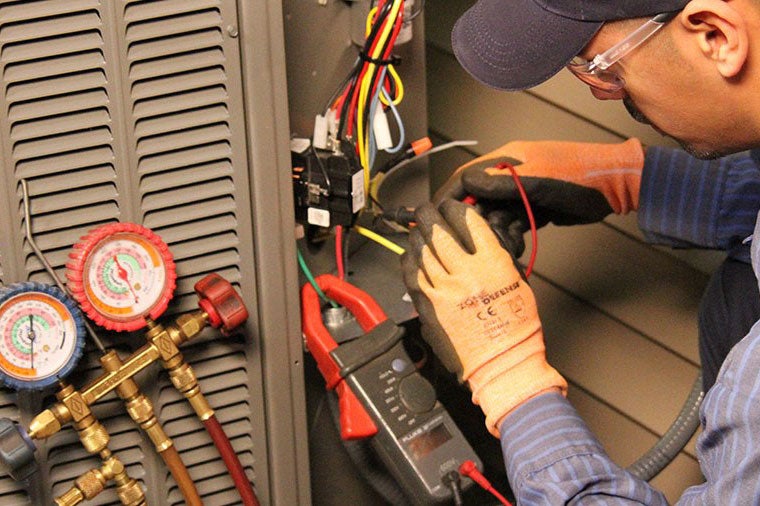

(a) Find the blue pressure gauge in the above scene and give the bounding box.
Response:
[0,283,85,391]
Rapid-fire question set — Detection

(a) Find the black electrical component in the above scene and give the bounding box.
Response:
[292,141,364,228]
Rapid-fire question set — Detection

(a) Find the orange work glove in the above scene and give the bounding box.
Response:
[401,199,567,436]
[434,139,645,257]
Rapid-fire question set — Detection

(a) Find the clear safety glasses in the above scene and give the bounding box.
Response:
[566,12,677,92]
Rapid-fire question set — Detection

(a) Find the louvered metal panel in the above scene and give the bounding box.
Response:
[0,1,308,505]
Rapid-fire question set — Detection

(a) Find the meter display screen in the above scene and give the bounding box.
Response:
[405,423,453,461]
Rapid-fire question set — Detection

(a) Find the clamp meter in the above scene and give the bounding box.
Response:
[301,274,482,504]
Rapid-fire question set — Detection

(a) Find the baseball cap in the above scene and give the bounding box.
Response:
[451,0,689,91]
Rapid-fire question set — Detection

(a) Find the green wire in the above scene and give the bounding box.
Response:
[297,248,338,308]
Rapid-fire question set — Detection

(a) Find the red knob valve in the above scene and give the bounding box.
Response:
[194,274,248,335]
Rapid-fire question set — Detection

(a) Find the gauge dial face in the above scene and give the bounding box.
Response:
[82,232,169,323]
[0,291,80,385]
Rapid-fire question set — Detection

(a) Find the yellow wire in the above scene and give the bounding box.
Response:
[379,64,404,106]
[366,6,378,36]
[357,0,403,195]
[354,225,405,255]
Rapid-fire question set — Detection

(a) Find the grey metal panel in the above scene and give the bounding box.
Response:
[0,0,307,504]
[235,0,311,503]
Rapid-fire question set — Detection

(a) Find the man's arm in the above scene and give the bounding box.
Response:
[499,392,668,505]
[500,320,760,505]
[639,147,760,259]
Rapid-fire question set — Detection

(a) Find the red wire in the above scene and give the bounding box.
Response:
[335,225,345,280]
[494,162,537,278]
[346,0,403,140]
[459,460,513,506]
[462,162,538,277]
[204,416,260,506]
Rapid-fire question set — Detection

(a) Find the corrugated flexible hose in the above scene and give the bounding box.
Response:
[626,372,704,481]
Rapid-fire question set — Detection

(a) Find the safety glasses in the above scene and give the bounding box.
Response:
[566,12,677,92]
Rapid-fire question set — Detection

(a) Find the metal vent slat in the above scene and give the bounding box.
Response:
[6,70,106,102]
[129,48,224,81]
[11,108,110,141]
[168,234,240,262]
[134,104,229,138]
[136,142,231,176]
[142,197,236,230]
[0,0,99,23]
[23,202,118,233]
[132,73,226,104]
[125,10,222,42]
[13,127,112,161]
[8,89,109,123]
[4,50,105,82]
[26,184,116,215]
[2,30,103,63]
[16,148,114,179]
[135,124,230,157]
[175,251,241,279]
[22,165,116,195]
[128,28,223,61]
[141,178,235,211]
[157,215,238,245]
[0,10,101,42]
[140,161,232,193]
[124,0,220,22]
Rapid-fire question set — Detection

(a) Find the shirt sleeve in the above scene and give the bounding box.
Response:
[499,392,668,505]
[500,323,760,504]
[637,147,760,260]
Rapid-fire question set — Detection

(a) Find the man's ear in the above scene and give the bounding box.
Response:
[678,0,748,78]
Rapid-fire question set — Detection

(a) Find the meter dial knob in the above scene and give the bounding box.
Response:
[0,283,85,391]
[66,223,177,332]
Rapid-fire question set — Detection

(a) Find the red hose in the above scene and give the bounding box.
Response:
[204,415,260,506]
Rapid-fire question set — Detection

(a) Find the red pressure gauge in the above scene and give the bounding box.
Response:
[66,223,177,332]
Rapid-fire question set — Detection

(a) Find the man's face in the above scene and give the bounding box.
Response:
[580,19,752,159]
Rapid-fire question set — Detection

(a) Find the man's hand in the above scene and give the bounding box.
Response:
[434,139,644,257]
[401,199,566,435]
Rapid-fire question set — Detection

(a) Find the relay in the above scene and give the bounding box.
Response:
[292,140,365,228]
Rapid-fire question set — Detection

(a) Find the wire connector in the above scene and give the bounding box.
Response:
[459,460,513,506]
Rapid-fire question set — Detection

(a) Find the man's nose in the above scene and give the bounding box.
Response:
[590,87,626,100]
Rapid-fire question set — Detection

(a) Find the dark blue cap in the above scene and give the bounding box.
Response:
[451,0,689,91]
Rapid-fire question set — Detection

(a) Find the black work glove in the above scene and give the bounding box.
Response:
[434,139,645,257]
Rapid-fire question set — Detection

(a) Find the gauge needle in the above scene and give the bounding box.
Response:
[28,314,35,369]
[113,255,139,303]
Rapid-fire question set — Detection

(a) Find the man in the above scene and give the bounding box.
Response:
[402,0,760,502]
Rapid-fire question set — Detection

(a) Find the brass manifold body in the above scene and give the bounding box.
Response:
[28,310,215,505]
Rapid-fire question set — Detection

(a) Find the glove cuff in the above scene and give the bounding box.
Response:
[468,330,567,437]
[589,138,645,214]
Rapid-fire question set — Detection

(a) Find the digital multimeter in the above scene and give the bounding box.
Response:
[301,274,482,505]
[333,320,482,503]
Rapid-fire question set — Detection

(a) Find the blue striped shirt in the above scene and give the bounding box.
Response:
[638,147,760,261]
[498,149,760,503]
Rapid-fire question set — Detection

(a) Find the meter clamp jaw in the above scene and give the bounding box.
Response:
[301,274,482,504]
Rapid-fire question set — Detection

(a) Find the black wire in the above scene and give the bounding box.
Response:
[443,471,464,506]
[337,1,395,141]
[336,68,361,140]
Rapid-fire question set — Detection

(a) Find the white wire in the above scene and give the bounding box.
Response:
[373,139,479,200]
[383,139,479,182]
